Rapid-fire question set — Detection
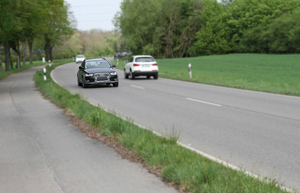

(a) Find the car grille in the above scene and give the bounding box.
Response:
[95,73,109,81]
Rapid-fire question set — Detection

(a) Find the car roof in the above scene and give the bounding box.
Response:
[85,59,108,62]
[133,55,153,58]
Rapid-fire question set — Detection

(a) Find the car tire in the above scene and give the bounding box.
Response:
[77,76,82,86]
[124,69,129,79]
[113,82,119,87]
[82,78,87,88]
[154,74,158,79]
[130,70,135,80]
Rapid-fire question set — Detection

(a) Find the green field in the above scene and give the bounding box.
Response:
[2,55,298,192]
[34,60,295,193]
[113,54,300,96]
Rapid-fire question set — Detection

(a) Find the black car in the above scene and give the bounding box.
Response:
[77,59,118,88]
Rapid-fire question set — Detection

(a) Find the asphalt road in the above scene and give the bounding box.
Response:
[52,60,300,191]
[0,66,178,193]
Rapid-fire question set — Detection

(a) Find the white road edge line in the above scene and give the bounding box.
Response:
[50,67,293,193]
[130,85,145,90]
[186,97,222,107]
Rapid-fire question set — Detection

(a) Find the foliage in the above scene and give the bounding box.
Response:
[193,0,300,55]
[191,0,229,56]
[55,30,122,57]
[115,0,300,57]
[260,7,300,53]
[41,0,74,61]
[0,0,75,71]
[115,0,203,58]
[33,60,292,193]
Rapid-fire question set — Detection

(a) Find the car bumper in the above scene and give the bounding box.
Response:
[84,75,118,85]
[132,71,158,76]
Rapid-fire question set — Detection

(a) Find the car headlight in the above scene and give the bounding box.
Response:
[110,72,117,75]
[85,73,93,77]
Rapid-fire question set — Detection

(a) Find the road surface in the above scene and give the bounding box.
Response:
[0,66,178,193]
[52,60,300,191]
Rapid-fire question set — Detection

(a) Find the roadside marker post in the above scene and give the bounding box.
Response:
[43,68,47,81]
[188,63,192,79]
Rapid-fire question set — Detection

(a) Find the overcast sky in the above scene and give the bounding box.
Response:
[66,0,123,31]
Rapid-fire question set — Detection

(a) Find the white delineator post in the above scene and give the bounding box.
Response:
[43,67,47,81]
[188,63,192,79]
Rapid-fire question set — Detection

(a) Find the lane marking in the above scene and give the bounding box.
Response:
[51,66,292,192]
[186,97,222,107]
[131,85,145,90]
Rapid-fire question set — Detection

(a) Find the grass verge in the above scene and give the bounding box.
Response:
[34,62,295,193]
[111,54,300,96]
[0,59,72,81]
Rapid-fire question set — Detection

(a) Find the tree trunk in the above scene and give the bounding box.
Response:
[44,34,51,62]
[4,39,10,71]
[10,55,13,70]
[16,44,20,69]
[17,55,20,69]
[0,53,2,72]
[28,40,33,64]
[22,41,26,65]
[50,46,53,62]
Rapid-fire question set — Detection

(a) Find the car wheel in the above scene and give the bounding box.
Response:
[113,82,119,87]
[130,69,135,80]
[124,69,129,79]
[82,78,87,88]
[77,76,82,86]
[153,74,158,79]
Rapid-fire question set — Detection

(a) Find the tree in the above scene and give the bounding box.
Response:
[223,0,299,52]
[193,0,300,55]
[41,0,74,62]
[115,0,204,58]
[192,0,229,55]
[21,0,45,64]
[0,0,18,71]
[115,0,162,55]
[260,7,300,53]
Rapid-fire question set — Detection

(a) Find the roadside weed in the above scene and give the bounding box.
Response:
[33,60,294,193]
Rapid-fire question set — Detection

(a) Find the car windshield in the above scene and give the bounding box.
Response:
[85,61,111,69]
[77,55,84,58]
[135,57,155,62]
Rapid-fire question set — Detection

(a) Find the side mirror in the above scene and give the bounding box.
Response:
[79,66,83,70]
[124,60,128,64]
[112,65,116,68]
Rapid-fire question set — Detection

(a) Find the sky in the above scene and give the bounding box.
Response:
[66,0,123,31]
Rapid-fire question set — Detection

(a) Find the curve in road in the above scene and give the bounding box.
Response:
[52,60,300,192]
[0,66,177,193]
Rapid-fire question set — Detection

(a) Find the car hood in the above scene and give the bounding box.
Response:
[85,68,116,74]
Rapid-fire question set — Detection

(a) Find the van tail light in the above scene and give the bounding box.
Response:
[133,63,140,66]
[152,63,158,66]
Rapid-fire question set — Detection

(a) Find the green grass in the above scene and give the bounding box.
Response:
[112,54,300,96]
[33,61,295,193]
[0,59,73,81]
